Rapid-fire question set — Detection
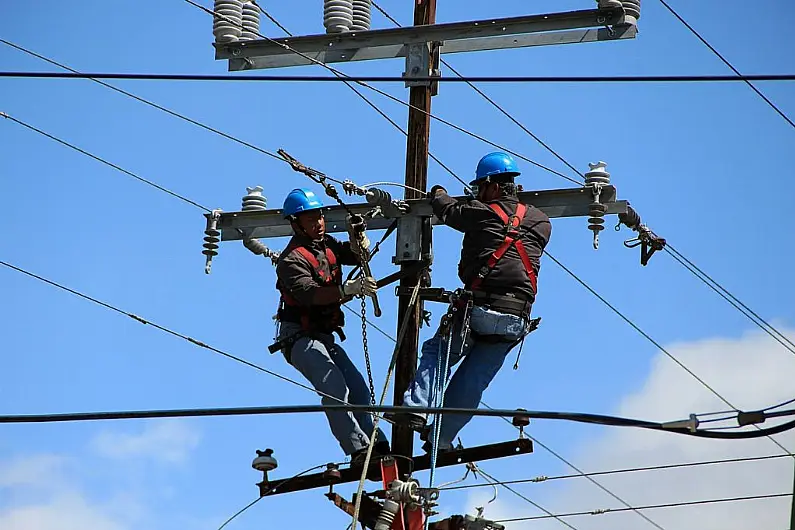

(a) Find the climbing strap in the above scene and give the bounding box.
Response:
[469,203,537,294]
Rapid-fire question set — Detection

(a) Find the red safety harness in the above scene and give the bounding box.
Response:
[469,203,538,293]
[278,244,342,331]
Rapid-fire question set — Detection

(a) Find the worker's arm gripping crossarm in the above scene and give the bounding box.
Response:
[430,187,482,233]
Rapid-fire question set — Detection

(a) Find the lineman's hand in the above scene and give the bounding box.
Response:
[429,184,447,201]
[351,233,371,256]
[340,276,378,298]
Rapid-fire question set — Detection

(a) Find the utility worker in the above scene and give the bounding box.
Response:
[394,152,552,452]
[272,187,390,464]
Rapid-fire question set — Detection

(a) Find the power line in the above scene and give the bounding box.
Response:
[441,453,791,492]
[664,244,795,354]
[475,464,581,530]
[495,492,793,523]
[1,112,211,212]
[184,0,579,186]
[658,0,795,131]
[0,259,356,407]
[480,403,667,530]
[0,39,284,165]
[542,250,794,456]
[6,71,795,83]
[371,0,582,180]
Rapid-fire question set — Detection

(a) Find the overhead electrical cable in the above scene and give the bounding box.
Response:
[440,453,790,492]
[495,492,793,523]
[658,0,795,131]
[184,0,579,186]
[5,71,795,83]
[1,112,211,212]
[0,259,358,408]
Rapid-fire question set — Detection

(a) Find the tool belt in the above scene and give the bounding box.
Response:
[470,290,532,318]
[268,327,347,364]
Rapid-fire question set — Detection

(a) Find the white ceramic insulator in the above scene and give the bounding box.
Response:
[213,0,243,43]
[350,0,371,31]
[324,0,353,33]
[240,1,260,40]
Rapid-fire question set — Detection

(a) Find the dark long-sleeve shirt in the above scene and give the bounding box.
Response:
[431,192,552,302]
[276,234,359,307]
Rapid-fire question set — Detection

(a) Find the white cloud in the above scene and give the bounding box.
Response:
[91,420,200,464]
[0,454,67,489]
[467,328,795,529]
[0,492,128,530]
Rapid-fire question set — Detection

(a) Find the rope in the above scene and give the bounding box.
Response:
[427,323,455,519]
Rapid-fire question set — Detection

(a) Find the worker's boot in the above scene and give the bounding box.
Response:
[384,411,427,432]
[350,447,386,481]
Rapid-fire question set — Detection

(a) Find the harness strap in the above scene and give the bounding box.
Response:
[278,243,343,332]
[470,203,538,293]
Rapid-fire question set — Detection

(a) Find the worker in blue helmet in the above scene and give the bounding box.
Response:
[390,152,552,452]
[272,187,389,466]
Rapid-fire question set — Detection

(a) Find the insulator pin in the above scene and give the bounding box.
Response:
[203,211,222,274]
[240,1,260,40]
[324,0,353,33]
[584,161,611,250]
[242,185,267,211]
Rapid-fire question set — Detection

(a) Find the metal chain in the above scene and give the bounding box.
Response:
[360,293,376,405]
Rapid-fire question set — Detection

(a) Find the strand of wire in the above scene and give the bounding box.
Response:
[368,3,795,368]
[479,402,667,530]
[542,250,794,457]
[427,323,456,509]
[658,0,795,131]
[664,244,795,353]
[186,0,575,186]
[1,113,210,211]
[217,462,334,529]
[252,3,467,190]
[475,464,581,530]
[345,307,665,529]
[371,0,583,181]
[495,492,793,523]
[441,453,790,492]
[10,71,795,83]
[0,259,359,410]
[351,281,423,530]
[0,39,284,165]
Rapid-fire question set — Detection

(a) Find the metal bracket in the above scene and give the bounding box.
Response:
[393,216,424,264]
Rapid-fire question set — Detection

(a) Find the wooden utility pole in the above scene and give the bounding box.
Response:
[392,0,437,459]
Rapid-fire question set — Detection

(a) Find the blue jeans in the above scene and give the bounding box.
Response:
[402,305,530,449]
[279,322,387,455]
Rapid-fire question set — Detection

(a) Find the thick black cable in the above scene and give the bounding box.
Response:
[6,72,795,83]
[185,0,575,186]
[496,492,793,523]
[658,0,795,131]
[0,259,354,407]
[441,453,790,492]
[1,113,211,212]
[664,244,795,353]
[543,250,794,455]
[0,39,284,165]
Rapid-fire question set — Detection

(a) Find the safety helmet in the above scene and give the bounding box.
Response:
[470,152,521,186]
[282,188,324,219]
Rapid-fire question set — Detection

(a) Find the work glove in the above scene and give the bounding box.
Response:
[351,233,371,256]
[428,184,447,202]
[340,276,378,298]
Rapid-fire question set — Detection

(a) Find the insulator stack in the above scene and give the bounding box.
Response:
[374,499,400,530]
[584,161,611,250]
[213,0,243,43]
[324,0,353,33]
[350,0,372,31]
[203,212,221,274]
[621,0,640,24]
[242,185,267,211]
[240,1,260,40]
[365,187,392,207]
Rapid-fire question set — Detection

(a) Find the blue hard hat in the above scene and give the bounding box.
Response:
[471,152,521,185]
[282,188,324,219]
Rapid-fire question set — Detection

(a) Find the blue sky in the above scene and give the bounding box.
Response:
[2,1,794,529]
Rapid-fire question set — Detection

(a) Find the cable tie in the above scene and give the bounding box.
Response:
[661,413,699,432]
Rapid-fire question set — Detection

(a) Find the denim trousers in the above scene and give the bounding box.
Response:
[279,322,387,455]
[402,305,530,449]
